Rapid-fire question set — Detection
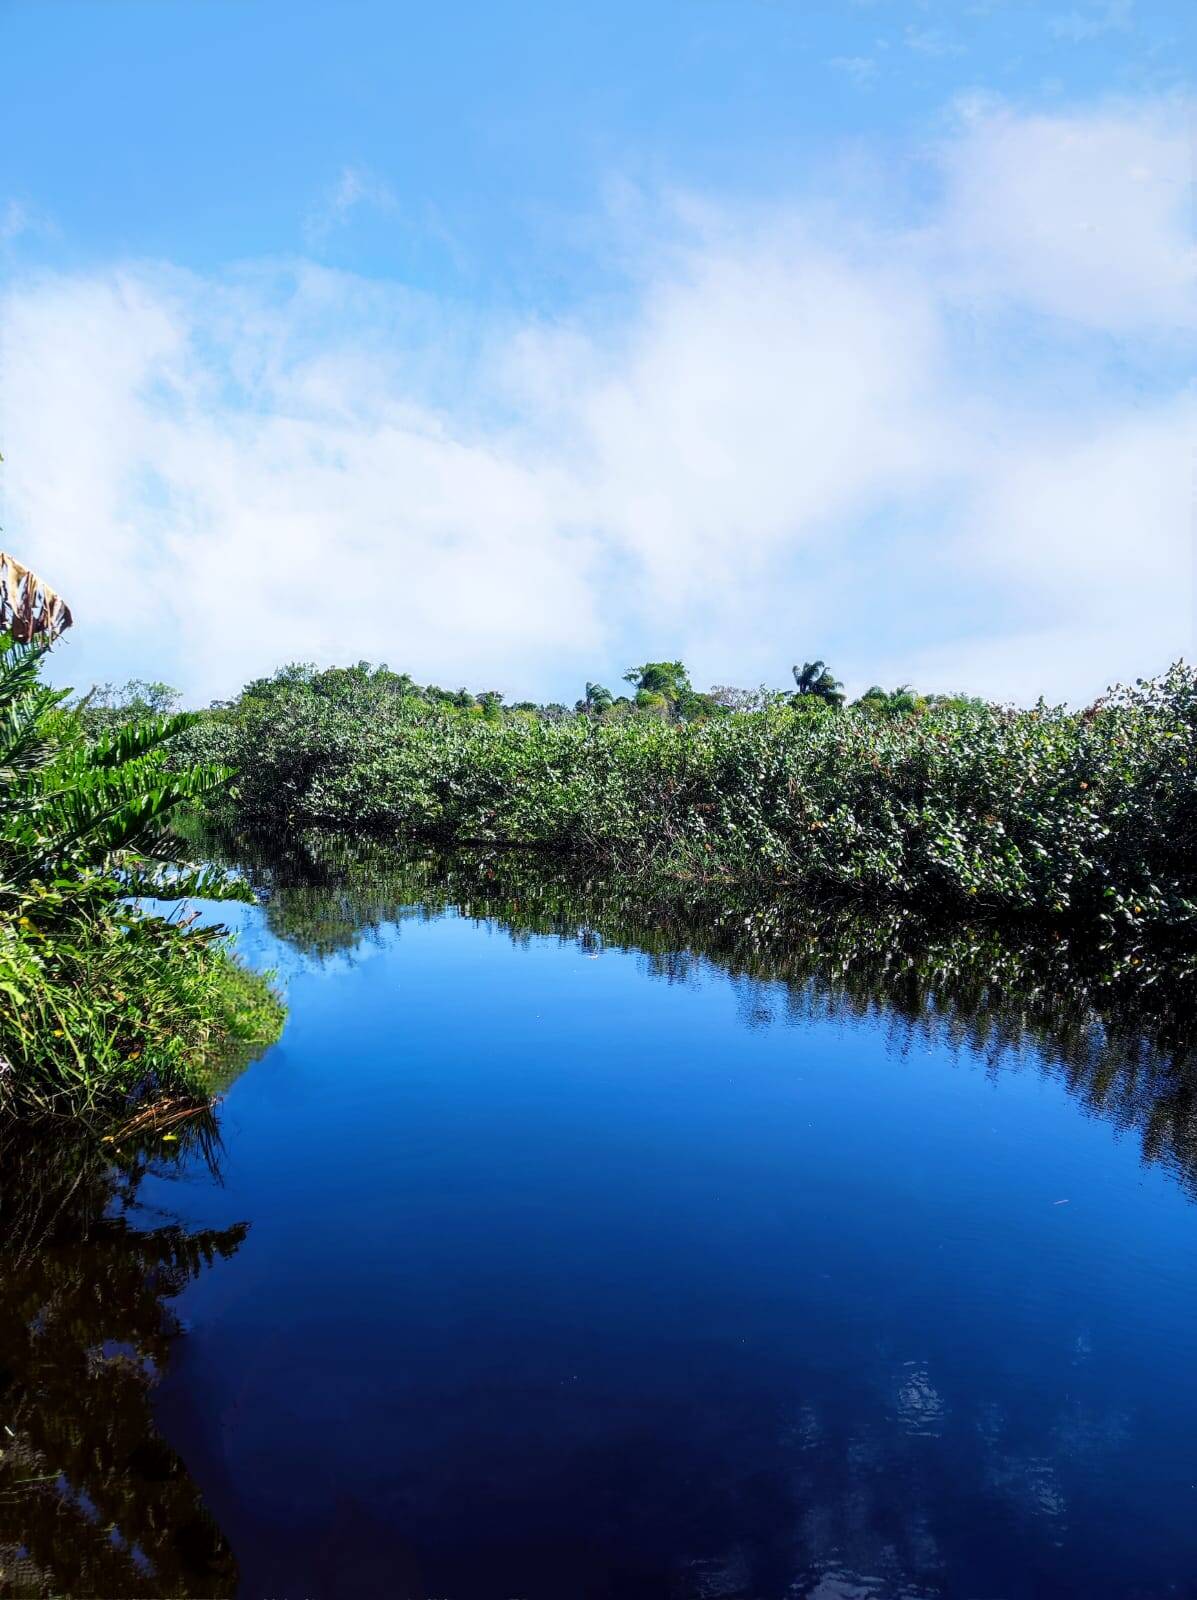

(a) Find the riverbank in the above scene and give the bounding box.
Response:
[2,901,284,1122]
[180,660,1197,948]
[0,634,284,1124]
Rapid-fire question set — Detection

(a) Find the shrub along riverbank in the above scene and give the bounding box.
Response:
[0,635,283,1123]
[180,660,1197,946]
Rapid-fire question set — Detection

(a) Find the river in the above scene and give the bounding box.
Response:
[3,842,1196,1598]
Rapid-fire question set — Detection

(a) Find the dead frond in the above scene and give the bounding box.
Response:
[0,551,74,641]
[107,1095,213,1144]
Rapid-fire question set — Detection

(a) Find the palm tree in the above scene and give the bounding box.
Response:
[792,660,845,707]
[856,684,923,717]
[576,681,614,716]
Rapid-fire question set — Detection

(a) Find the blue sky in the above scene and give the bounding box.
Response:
[1,0,1193,704]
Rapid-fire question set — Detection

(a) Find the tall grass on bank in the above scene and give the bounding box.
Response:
[181,661,1197,943]
[0,635,283,1121]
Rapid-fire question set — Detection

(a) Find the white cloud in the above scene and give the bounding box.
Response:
[934,97,1195,330]
[901,397,1196,703]
[0,199,57,248]
[0,264,598,701]
[1,201,30,244]
[1049,1,1134,43]
[303,166,397,249]
[829,55,879,89]
[904,26,966,58]
[558,237,952,599]
[0,97,1192,707]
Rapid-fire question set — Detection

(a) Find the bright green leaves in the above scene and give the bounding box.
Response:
[0,631,281,1120]
[175,657,1197,944]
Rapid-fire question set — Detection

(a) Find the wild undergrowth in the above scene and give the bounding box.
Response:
[179,660,1197,946]
[0,634,283,1123]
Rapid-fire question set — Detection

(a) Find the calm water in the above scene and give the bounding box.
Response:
[4,848,1197,1598]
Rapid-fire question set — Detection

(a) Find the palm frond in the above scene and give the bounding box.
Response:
[87,712,199,769]
[13,765,234,885]
[122,861,256,904]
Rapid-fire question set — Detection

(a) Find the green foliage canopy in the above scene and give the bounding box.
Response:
[180,657,1197,949]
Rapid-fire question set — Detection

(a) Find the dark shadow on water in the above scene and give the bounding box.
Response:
[0,1118,245,1598]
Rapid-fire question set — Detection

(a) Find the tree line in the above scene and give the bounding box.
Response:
[82,657,985,733]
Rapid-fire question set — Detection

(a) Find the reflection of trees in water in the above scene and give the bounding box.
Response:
[0,1122,243,1598]
[226,828,1197,1198]
[0,833,1184,1600]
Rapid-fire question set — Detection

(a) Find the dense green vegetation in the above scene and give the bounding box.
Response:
[177,658,1197,947]
[0,637,283,1122]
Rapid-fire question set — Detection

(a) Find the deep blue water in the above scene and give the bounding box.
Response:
[6,864,1197,1598]
[127,878,1197,1600]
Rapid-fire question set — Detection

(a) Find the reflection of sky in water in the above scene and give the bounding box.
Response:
[124,882,1197,1598]
[175,893,410,987]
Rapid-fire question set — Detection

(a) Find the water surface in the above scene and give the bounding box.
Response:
[4,848,1197,1598]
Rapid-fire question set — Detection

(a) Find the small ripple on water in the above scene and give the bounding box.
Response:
[986,1450,1068,1529]
[892,1362,947,1437]
[676,1547,753,1598]
[792,1567,944,1600]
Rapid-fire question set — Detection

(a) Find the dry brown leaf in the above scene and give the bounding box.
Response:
[0,551,74,640]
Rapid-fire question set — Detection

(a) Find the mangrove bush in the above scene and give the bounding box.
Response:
[179,659,1197,943]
